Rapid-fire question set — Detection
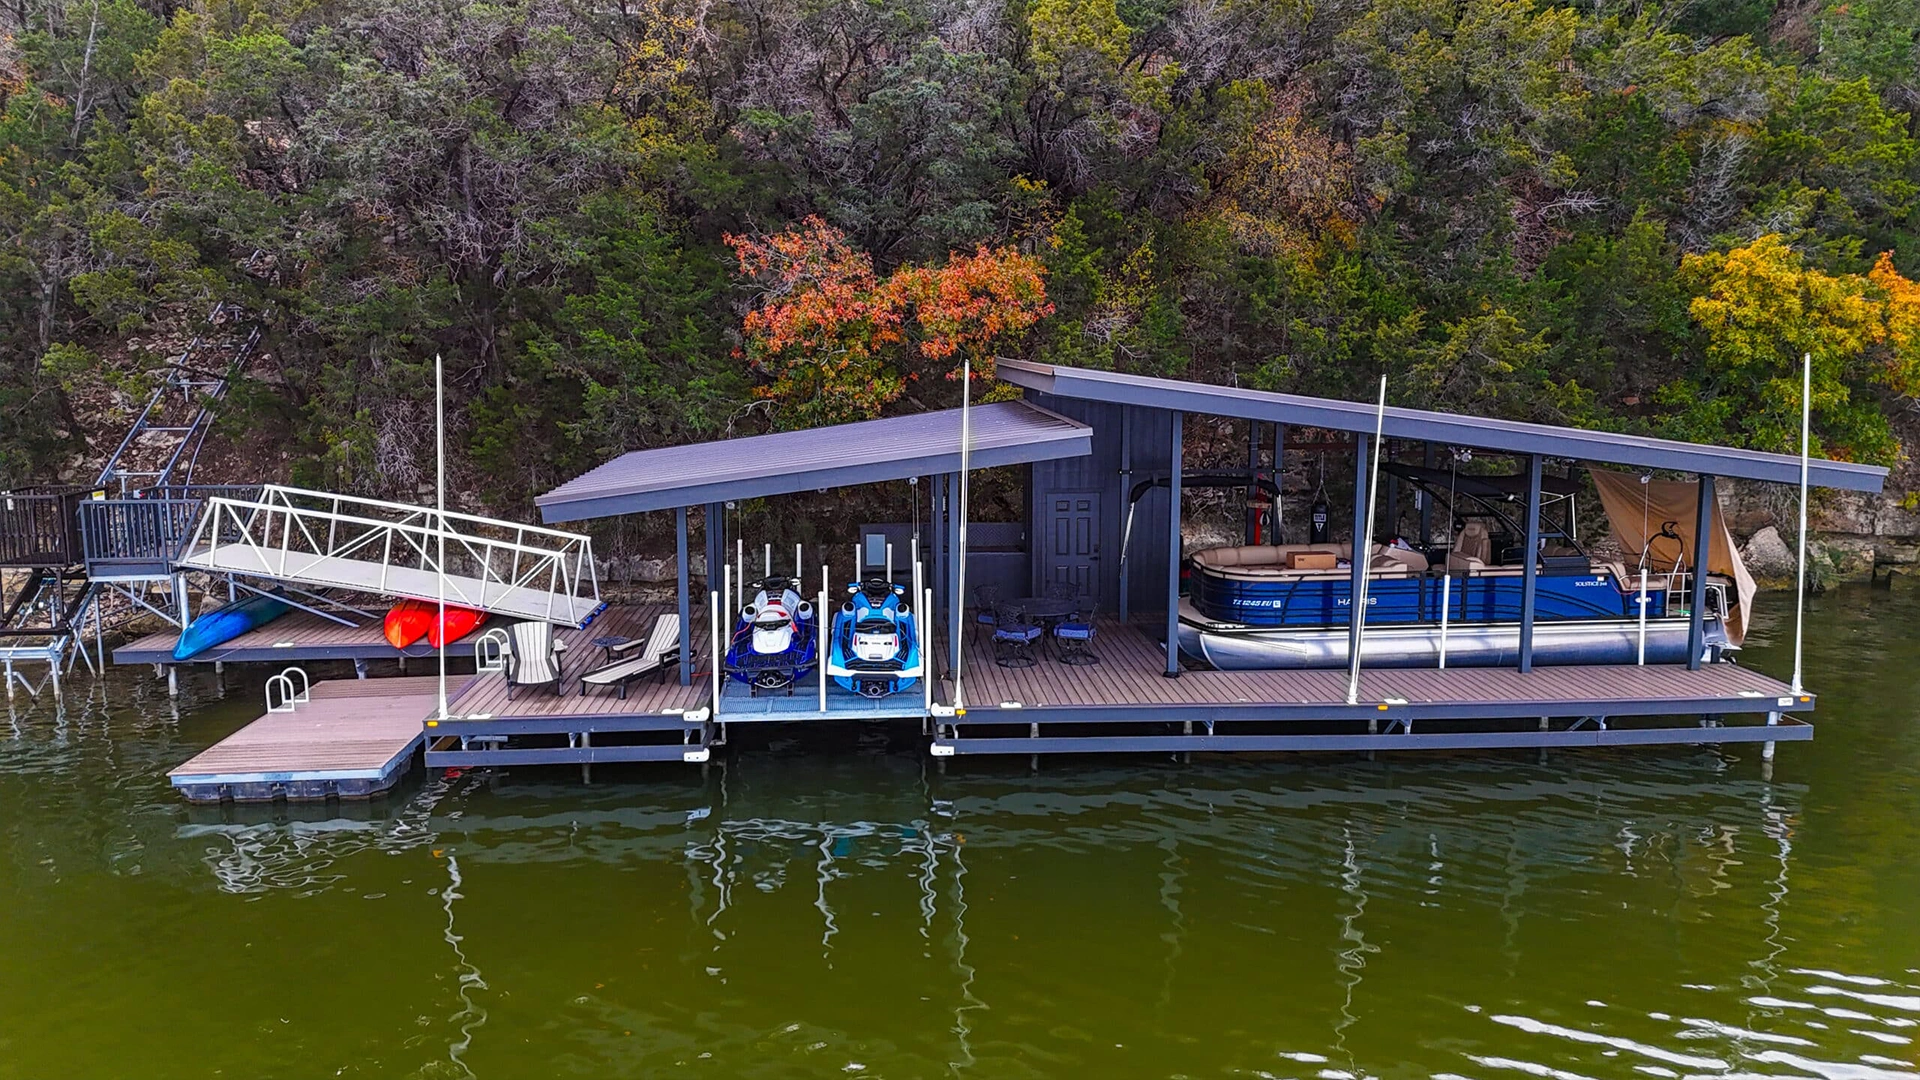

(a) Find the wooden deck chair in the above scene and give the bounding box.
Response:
[504,620,567,698]
[579,614,682,699]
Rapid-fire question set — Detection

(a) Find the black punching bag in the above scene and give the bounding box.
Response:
[1309,496,1330,544]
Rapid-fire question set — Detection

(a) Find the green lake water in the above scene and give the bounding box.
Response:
[3,587,1917,1079]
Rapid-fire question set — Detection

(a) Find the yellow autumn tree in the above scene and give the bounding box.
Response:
[1666,234,1920,463]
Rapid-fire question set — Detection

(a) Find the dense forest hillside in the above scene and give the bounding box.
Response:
[3,0,1919,526]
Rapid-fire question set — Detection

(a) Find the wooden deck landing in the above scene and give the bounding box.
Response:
[442,603,709,725]
[168,676,461,802]
[944,616,1810,723]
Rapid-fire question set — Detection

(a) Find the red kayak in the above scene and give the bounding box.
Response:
[384,599,487,649]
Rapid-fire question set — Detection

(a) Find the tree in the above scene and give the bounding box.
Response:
[1666,234,1914,463]
[728,217,1050,426]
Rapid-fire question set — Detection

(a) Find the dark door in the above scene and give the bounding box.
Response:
[1043,492,1101,603]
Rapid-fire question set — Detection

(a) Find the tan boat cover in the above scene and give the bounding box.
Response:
[1589,467,1756,645]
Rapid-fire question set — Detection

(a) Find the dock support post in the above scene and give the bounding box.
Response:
[930,474,945,613]
[676,506,692,686]
[1419,443,1435,547]
[1164,410,1183,677]
[1245,420,1260,543]
[1274,423,1286,541]
[1119,408,1133,621]
[1688,474,1715,670]
[1519,454,1542,673]
[167,664,177,697]
[705,503,724,597]
[1382,441,1398,538]
[1764,710,1779,768]
[1347,433,1370,673]
[353,658,368,680]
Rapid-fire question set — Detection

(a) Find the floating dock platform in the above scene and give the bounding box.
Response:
[931,617,1812,754]
[168,676,458,803]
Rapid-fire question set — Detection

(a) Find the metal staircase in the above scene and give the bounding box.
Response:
[0,258,267,699]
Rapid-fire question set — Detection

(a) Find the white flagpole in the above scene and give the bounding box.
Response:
[1792,352,1811,695]
[1347,375,1387,706]
[436,352,448,721]
[954,356,972,711]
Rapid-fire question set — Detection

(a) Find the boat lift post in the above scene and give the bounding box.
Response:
[1349,375,1386,708]
[1518,454,1542,674]
[710,587,722,721]
[1438,571,1451,669]
[1778,352,1813,764]
[1346,433,1369,690]
[819,564,829,714]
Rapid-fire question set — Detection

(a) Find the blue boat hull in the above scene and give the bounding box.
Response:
[172,592,291,661]
[1189,570,1662,628]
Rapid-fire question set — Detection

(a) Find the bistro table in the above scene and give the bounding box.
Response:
[589,635,632,663]
[1006,597,1080,622]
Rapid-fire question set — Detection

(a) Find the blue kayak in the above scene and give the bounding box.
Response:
[172,591,291,661]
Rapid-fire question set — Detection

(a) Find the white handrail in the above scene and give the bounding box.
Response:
[476,627,510,672]
[263,483,589,543]
[279,665,310,703]
[265,671,300,713]
[181,484,597,623]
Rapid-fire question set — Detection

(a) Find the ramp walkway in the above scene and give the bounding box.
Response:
[176,485,600,626]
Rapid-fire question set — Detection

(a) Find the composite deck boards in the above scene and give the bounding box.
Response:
[447,602,710,720]
[168,676,461,791]
[946,616,1802,717]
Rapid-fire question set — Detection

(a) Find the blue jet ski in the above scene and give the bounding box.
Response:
[826,578,922,698]
[724,577,817,694]
[173,590,292,661]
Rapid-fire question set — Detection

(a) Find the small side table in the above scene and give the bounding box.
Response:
[589,635,631,663]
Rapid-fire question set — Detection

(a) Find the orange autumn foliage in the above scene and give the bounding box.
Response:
[726,218,1052,427]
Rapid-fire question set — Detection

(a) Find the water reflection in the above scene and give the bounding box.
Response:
[1,587,1917,1078]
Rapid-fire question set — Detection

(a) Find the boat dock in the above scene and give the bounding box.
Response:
[934,615,1812,753]
[423,603,712,767]
[168,675,457,803]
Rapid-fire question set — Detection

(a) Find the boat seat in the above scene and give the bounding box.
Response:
[1452,521,1492,566]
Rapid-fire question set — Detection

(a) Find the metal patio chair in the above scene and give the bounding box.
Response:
[973,585,1002,647]
[1053,598,1099,666]
[992,604,1044,668]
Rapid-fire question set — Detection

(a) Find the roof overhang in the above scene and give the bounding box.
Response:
[1000,359,1887,493]
[537,399,1092,523]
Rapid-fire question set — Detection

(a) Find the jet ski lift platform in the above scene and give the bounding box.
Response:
[176,485,600,626]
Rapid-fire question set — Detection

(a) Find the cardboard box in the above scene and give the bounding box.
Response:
[1287,551,1339,571]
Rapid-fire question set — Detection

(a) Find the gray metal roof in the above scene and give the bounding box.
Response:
[537,399,1092,522]
[999,359,1887,493]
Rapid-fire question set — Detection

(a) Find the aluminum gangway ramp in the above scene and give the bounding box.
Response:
[175,485,601,626]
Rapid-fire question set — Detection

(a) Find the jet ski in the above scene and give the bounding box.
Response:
[724,577,817,693]
[826,578,923,698]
